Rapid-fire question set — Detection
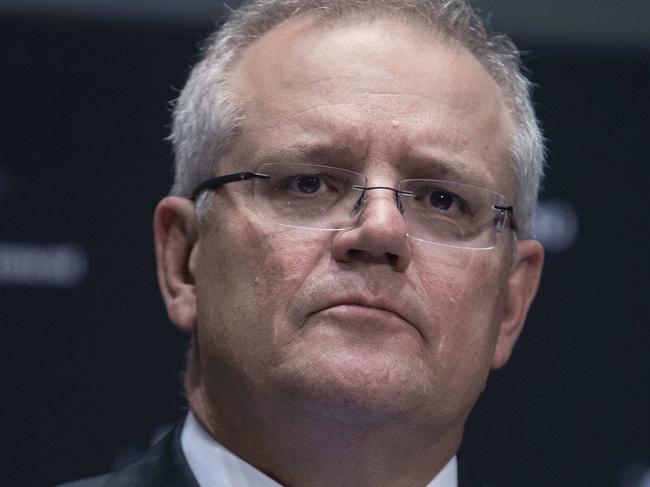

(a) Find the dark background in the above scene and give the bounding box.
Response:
[1,2,648,486]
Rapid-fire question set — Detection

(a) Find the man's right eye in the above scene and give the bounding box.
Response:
[294,175,322,194]
[280,173,342,196]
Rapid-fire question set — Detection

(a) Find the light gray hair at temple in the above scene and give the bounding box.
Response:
[168,0,546,239]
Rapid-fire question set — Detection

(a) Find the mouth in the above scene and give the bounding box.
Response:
[326,302,398,315]
[309,299,416,333]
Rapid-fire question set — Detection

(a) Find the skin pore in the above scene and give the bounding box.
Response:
[154,14,544,487]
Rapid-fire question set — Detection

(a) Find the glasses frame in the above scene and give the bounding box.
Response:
[190,166,515,249]
[191,171,271,200]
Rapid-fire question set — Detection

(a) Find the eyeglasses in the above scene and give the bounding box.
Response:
[191,163,514,250]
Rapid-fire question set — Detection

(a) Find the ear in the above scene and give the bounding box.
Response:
[153,196,200,334]
[491,239,544,369]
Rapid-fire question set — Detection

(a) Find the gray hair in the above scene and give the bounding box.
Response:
[169,0,545,238]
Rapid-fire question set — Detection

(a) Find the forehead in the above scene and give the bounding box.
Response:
[228,15,515,195]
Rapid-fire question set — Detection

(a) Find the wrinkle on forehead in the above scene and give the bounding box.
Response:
[227,15,515,197]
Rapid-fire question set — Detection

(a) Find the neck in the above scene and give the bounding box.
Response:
[187,384,463,487]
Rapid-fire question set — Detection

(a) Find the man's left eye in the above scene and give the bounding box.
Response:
[413,188,470,216]
[429,190,455,210]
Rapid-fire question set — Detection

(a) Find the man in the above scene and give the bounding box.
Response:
[63,0,544,485]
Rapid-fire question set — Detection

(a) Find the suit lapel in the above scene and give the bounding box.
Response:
[457,456,490,487]
[101,423,489,487]
[103,423,199,487]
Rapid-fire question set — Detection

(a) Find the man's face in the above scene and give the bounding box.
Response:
[177,17,537,431]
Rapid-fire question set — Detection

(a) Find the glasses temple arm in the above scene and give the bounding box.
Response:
[493,205,518,233]
[191,171,270,200]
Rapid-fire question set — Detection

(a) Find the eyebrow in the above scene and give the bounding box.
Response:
[256,144,361,166]
[399,156,486,184]
[253,145,492,187]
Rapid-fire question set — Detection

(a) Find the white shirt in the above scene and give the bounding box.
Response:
[181,412,458,487]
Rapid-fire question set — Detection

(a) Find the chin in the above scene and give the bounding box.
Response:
[270,346,438,423]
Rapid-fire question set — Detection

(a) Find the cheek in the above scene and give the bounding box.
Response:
[413,249,505,359]
[203,217,324,292]
[410,250,508,411]
[244,225,332,303]
[195,218,331,363]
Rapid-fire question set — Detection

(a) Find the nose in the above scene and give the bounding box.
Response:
[331,189,412,272]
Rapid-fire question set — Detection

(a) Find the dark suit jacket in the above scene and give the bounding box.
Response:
[58,423,488,487]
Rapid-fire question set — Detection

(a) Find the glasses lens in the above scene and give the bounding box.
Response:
[399,179,506,249]
[247,164,507,248]
[253,163,366,230]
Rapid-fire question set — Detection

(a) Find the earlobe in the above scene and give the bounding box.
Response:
[153,196,200,334]
[491,239,544,369]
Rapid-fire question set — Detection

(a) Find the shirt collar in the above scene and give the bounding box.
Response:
[181,411,457,487]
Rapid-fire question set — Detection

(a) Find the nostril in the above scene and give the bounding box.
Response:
[347,249,363,259]
[345,249,398,266]
[386,253,399,265]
